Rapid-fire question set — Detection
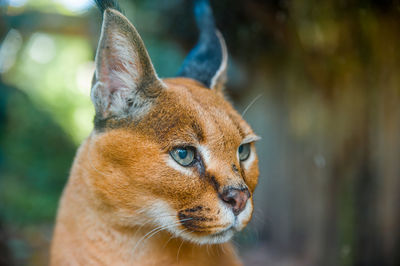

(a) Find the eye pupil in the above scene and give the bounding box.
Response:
[170,146,195,167]
[238,143,250,161]
[178,149,187,159]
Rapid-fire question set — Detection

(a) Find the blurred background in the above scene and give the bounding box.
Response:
[0,0,399,265]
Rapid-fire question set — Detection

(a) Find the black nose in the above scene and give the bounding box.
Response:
[220,187,250,216]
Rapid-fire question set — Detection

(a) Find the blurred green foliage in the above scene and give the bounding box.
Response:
[3,33,94,143]
[0,82,76,223]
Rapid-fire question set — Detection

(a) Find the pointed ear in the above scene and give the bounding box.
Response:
[209,30,227,91]
[91,9,164,122]
[177,0,228,91]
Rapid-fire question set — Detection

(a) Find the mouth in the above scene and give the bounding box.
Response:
[209,225,234,238]
[175,202,252,244]
[176,217,236,244]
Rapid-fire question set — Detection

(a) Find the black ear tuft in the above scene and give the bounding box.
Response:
[177,0,227,91]
[94,0,122,13]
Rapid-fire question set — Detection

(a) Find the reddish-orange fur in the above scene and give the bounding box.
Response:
[51,8,259,266]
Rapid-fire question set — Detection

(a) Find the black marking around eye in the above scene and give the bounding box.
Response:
[232,164,239,173]
[195,154,206,177]
[240,168,247,182]
[208,175,220,192]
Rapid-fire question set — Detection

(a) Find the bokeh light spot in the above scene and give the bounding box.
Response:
[8,0,28,7]
[54,0,93,12]
[28,33,56,64]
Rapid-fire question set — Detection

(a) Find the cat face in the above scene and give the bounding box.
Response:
[86,8,259,244]
[88,78,259,244]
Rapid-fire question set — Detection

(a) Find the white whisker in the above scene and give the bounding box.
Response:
[176,238,185,262]
[241,94,263,117]
[221,244,226,254]
[132,218,192,255]
[133,214,178,239]
[162,227,187,250]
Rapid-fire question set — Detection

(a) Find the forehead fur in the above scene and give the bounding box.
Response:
[96,77,253,150]
[141,78,254,149]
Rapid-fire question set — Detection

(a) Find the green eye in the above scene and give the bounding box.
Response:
[170,147,195,166]
[238,143,251,161]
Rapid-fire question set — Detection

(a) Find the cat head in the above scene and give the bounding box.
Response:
[87,1,259,244]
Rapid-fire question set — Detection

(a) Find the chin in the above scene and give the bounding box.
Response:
[178,227,236,245]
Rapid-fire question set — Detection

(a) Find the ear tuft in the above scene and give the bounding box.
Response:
[177,0,228,91]
[91,9,164,123]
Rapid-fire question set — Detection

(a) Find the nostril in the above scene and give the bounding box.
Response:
[221,191,238,206]
[220,187,250,216]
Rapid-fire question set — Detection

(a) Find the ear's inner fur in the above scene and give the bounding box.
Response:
[91,9,164,127]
